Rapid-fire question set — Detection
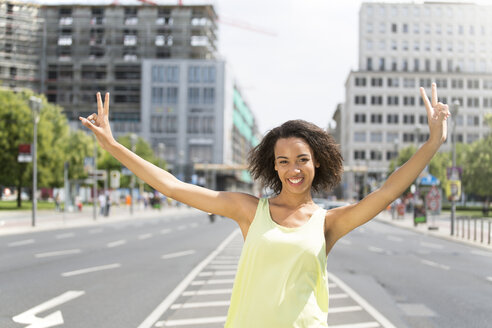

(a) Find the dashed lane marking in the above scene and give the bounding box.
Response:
[138,233,153,240]
[182,289,232,296]
[162,250,196,260]
[88,228,103,234]
[170,301,230,310]
[198,270,236,277]
[329,305,363,313]
[107,240,127,248]
[191,279,234,286]
[386,236,403,242]
[421,259,450,270]
[8,239,35,247]
[61,263,121,277]
[338,239,352,245]
[330,293,349,299]
[161,316,227,327]
[35,249,81,258]
[486,276,492,283]
[56,233,75,239]
[368,246,384,253]
[161,229,172,235]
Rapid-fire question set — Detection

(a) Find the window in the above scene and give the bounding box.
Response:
[354,132,366,142]
[403,114,415,124]
[354,95,367,104]
[387,96,399,105]
[402,40,409,51]
[202,66,216,83]
[166,66,179,83]
[467,79,479,89]
[435,78,447,88]
[203,116,215,134]
[152,66,164,82]
[367,58,373,71]
[370,113,382,123]
[387,77,399,87]
[419,78,432,88]
[391,23,397,33]
[413,41,420,51]
[451,79,464,89]
[188,66,200,83]
[483,98,492,108]
[152,87,164,104]
[379,22,386,34]
[166,87,178,104]
[187,116,200,134]
[366,39,373,51]
[355,77,367,86]
[124,35,137,46]
[391,40,397,50]
[404,78,415,88]
[203,87,215,104]
[467,134,479,143]
[413,23,420,34]
[366,22,373,34]
[387,114,399,124]
[165,116,177,133]
[379,58,385,71]
[354,150,366,160]
[403,96,415,106]
[419,115,427,125]
[188,87,200,104]
[403,133,415,142]
[424,23,431,34]
[436,59,442,72]
[391,58,398,71]
[467,115,479,126]
[386,151,398,161]
[402,59,408,71]
[370,132,383,142]
[371,96,383,105]
[484,80,492,89]
[403,23,408,33]
[189,145,213,163]
[386,132,399,142]
[467,97,479,107]
[371,77,383,87]
[451,97,463,106]
[370,150,382,160]
[354,113,366,123]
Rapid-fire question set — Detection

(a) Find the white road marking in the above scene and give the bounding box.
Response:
[61,263,121,277]
[421,259,450,270]
[420,242,443,249]
[207,265,237,270]
[177,225,186,230]
[35,249,81,258]
[8,239,35,247]
[328,283,337,288]
[107,240,127,248]
[330,322,380,328]
[368,246,384,253]
[160,228,171,235]
[56,233,75,239]
[162,250,196,260]
[338,239,352,245]
[471,250,492,257]
[198,270,236,277]
[486,276,492,283]
[210,260,238,264]
[387,236,403,242]
[191,279,234,285]
[330,293,349,299]
[138,233,153,240]
[182,289,232,296]
[162,316,227,326]
[170,301,230,309]
[329,305,363,313]
[12,290,85,328]
[88,228,103,234]
[137,229,241,328]
[328,272,397,328]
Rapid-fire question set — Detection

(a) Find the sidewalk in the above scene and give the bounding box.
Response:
[0,204,199,236]
[375,210,492,251]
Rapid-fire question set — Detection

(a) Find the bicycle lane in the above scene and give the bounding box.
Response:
[138,229,397,328]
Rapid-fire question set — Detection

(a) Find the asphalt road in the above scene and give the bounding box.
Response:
[1,211,491,328]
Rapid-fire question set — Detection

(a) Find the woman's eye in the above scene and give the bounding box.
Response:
[299,158,309,163]
[279,160,288,164]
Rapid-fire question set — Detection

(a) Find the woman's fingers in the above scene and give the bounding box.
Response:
[79,116,98,132]
[104,92,110,116]
[96,92,103,117]
[431,83,438,107]
[419,87,433,117]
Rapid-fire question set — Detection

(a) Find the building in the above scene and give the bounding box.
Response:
[0,1,43,93]
[335,2,492,200]
[141,59,259,192]
[41,1,218,133]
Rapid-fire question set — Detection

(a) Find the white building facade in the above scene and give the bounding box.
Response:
[336,2,492,200]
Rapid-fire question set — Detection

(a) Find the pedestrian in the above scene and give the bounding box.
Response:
[105,190,111,216]
[98,193,106,216]
[54,192,61,212]
[80,84,449,327]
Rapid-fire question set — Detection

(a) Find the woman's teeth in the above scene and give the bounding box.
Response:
[288,177,303,184]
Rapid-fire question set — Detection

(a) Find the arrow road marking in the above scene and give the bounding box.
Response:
[12,290,85,328]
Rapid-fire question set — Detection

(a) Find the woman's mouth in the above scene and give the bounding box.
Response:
[288,177,304,185]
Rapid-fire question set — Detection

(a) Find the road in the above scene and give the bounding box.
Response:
[1,210,491,328]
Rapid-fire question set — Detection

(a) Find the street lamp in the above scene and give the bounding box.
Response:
[29,96,42,227]
[450,100,460,236]
[130,133,137,215]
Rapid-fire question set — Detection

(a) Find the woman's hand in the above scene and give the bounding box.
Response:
[79,92,115,150]
[419,83,450,145]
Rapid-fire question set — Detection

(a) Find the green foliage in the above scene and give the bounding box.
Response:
[65,130,95,180]
[462,134,492,198]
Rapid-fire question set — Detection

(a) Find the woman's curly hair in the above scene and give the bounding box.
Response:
[248,120,343,194]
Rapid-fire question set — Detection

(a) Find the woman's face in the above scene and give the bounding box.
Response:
[274,137,319,195]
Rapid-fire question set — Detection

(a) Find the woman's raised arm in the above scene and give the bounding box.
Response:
[79,92,257,224]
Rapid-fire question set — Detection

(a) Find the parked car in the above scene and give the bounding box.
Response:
[313,198,350,210]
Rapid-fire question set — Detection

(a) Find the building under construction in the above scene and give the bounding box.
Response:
[41,1,218,134]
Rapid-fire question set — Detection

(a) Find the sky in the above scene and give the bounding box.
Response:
[34,0,492,133]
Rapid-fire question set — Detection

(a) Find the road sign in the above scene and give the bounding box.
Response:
[17,154,32,163]
[426,185,441,212]
[110,170,120,188]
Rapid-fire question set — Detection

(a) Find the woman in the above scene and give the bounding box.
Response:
[80,83,449,327]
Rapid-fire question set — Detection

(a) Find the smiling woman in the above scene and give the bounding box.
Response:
[80,83,449,327]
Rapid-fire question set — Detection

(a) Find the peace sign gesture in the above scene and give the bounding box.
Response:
[79,92,115,150]
[419,83,450,145]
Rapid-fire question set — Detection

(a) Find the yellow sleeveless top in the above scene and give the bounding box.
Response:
[225,198,329,328]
